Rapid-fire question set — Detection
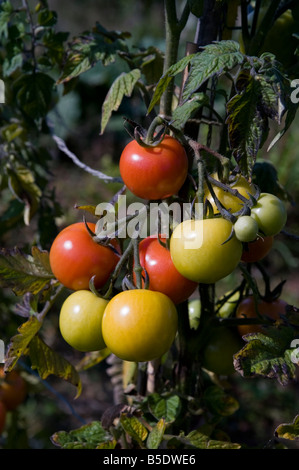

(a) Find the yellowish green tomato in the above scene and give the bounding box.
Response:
[170,218,243,284]
[59,290,108,352]
[217,290,240,318]
[250,192,287,236]
[234,215,259,242]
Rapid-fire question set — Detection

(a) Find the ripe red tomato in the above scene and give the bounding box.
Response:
[236,296,288,337]
[241,235,273,263]
[102,289,178,362]
[0,367,27,411]
[119,135,189,200]
[137,235,197,304]
[0,401,6,435]
[49,222,120,291]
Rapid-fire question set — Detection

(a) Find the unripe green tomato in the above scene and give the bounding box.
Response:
[188,299,201,329]
[59,290,108,352]
[202,327,243,376]
[217,290,240,318]
[250,193,287,236]
[234,215,259,242]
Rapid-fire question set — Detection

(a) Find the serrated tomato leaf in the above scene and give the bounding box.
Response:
[0,246,54,295]
[5,316,42,371]
[51,421,111,449]
[233,326,298,385]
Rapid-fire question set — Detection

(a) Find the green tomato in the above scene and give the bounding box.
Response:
[250,192,287,236]
[59,290,108,352]
[202,327,243,376]
[234,215,259,242]
[170,218,243,284]
[217,290,240,318]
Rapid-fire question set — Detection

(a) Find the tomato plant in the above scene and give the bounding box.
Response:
[137,235,197,304]
[236,296,288,337]
[241,235,274,263]
[0,402,6,435]
[119,135,189,200]
[59,290,109,352]
[202,327,243,376]
[102,289,178,362]
[170,217,243,284]
[250,193,287,237]
[0,367,27,411]
[49,222,120,291]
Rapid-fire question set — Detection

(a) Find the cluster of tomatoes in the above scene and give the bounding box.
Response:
[0,367,27,436]
[49,134,288,367]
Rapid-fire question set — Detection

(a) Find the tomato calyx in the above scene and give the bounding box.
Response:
[124,116,170,149]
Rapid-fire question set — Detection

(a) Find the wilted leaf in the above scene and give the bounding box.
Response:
[76,349,111,371]
[147,418,166,449]
[100,69,141,134]
[5,316,42,371]
[203,385,239,417]
[275,415,299,441]
[51,421,111,449]
[0,246,53,295]
[233,326,298,385]
[186,428,241,449]
[120,413,148,446]
[29,335,82,397]
[57,24,129,84]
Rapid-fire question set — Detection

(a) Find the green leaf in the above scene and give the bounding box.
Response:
[233,326,298,386]
[100,68,141,134]
[51,421,111,449]
[275,415,299,441]
[38,9,57,27]
[172,92,208,129]
[120,413,148,446]
[203,385,239,417]
[182,40,244,101]
[0,246,53,295]
[0,1,13,37]
[14,72,55,119]
[5,316,42,371]
[29,335,82,397]
[226,71,268,176]
[147,393,181,423]
[147,54,195,114]
[57,24,129,84]
[147,418,166,449]
[3,53,23,77]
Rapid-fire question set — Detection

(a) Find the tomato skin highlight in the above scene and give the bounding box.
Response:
[49,222,120,291]
[119,135,189,200]
[138,235,197,304]
[102,289,178,362]
[170,218,243,284]
[59,290,108,352]
[236,296,288,337]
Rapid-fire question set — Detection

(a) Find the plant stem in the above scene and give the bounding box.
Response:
[160,0,190,118]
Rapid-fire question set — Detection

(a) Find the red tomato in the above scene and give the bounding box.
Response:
[236,296,288,337]
[119,135,189,200]
[241,235,273,263]
[49,222,120,291]
[0,401,6,435]
[137,235,197,304]
[0,367,27,411]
